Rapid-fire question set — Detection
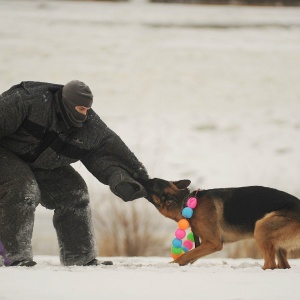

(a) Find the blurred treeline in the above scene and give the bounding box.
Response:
[149,0,300,6]
[85,0,300,7]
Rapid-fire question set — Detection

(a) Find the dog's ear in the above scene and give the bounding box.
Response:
[172,179,191,189]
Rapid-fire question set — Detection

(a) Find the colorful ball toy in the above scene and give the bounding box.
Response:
[170,194,199,259]
[175,229,186,239]
[172,238,182,248]
[182,207,193,218]
[183,240,194,250]
[187,232,195,242]
[187,197,197,209]
[178,219,189,230]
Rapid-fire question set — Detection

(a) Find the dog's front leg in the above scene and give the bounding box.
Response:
[173,240,223,266]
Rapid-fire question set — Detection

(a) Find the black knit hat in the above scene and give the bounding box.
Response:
[62,80,93,128]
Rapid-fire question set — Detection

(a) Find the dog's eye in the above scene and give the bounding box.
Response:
[166,200,172,206]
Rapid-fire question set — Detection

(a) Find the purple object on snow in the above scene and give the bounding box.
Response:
[0,240,11,266]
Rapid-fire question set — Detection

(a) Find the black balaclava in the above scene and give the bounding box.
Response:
[61,80,93,128]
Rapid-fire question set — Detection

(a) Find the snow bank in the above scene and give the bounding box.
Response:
[1,256,300,300]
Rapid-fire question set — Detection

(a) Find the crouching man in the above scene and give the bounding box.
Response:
[0,80,149,266]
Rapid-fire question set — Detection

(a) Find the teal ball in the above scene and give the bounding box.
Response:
[182,207,193,218]
[172,238,182,248]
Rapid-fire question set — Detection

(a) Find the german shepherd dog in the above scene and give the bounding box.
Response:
[142,178,300,269]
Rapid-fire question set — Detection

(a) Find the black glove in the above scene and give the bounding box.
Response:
[115,182,147,202]
[109,171,148,202]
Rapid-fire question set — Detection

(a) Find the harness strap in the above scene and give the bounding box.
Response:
[19,118,89,163]
[193,231,201,248]
[190,189,201,248]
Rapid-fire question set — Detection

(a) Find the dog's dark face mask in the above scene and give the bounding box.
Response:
[144,178,191,221]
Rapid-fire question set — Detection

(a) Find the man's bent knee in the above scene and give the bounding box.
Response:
[0,177,40,208]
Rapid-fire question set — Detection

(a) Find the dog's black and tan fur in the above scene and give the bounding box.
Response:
[143,178,300,270]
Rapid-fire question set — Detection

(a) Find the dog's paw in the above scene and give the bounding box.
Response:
[173,258,189,266]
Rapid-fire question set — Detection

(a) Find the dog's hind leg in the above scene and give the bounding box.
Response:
[254,212,278,270]
[276,248,290,269]
[255,211,300,270]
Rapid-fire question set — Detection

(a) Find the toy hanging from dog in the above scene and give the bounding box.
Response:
[171,196,198,259]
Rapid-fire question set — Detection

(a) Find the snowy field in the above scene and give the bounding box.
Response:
[1,0,300,299]
[1,256,300,300]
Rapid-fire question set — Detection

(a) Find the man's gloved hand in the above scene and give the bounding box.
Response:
[109,170,148,202]
[114,181,147,202]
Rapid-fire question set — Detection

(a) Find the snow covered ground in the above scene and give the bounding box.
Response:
[0,1,300,298]
[1,256,300,300]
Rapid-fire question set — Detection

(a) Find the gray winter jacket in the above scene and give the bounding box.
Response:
[0,81,149,197]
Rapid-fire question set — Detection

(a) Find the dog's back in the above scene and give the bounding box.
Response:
[199,186,300,231]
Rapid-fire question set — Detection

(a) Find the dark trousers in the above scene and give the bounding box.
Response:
[0,147,97,266]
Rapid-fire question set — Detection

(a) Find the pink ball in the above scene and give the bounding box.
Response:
[187,197,198,209]
[175,229,186,239]
[183,240,194,250]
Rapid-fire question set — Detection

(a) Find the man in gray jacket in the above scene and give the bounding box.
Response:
[0,80,149,267]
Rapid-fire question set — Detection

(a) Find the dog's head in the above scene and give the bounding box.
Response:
[143,178,191,221]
